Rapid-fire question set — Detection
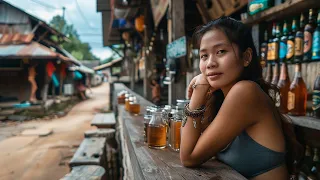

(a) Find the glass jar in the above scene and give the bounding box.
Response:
[143,106,155,143]
[147,108,167,149]
[169,108,182,151]
[117,90,126,104]
[124,93,131,111]
[129,97,140,115]
[125,95,134,111]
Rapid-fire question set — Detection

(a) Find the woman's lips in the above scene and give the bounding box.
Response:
[207,73,222,80]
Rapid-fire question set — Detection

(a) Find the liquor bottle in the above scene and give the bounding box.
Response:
[294,13,305,63]
[307,148,319,180]
[260,30,268,68]
[312,10,320,61]
[271,62,280,86]
[288,63,307,116]
[300,145,313,179]
[280,21,288,63]
[287,18,297,63]
[265,63,273,83]
[277,62,290,114]
[274,23,281,64]
[303,9,315,62]
[268,23,277,64]
[313,73,320,118]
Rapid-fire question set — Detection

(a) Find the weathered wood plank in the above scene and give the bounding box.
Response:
[113,83,246,180]
[60,165,105,180]
[84,129,115,139]
[91,113,116,129]
[69,137,106,168]
[243,0,320,25]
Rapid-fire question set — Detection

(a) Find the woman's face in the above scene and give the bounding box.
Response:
[199,29,245,91]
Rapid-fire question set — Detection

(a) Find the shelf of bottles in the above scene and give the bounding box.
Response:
[260,8,320,128]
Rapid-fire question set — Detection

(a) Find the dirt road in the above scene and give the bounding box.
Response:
[0,83,110,180]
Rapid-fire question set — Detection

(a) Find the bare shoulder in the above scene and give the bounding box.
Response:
[226,80,265,101]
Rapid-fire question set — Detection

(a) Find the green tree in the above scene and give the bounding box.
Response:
[49,15,99,61]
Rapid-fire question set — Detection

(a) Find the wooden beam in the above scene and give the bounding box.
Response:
[195,0,211,23]
[243,0,320,25]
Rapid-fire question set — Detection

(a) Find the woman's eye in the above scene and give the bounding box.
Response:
[200,54,208,59]
[217,50,226,55]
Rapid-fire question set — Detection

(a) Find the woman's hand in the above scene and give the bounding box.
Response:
[187,74,215,99]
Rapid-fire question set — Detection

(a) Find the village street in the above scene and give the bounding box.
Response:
[0,83,110,180]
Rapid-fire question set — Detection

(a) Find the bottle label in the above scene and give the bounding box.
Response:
[313,90,320,111]
[295,37,304,56]
[279,41,287,59]
[312,31,320,59]
[288,91,295,111]
[261,46,267,60]
[304,31,312,53]
[268,42,278,60]
[286,40,294,59]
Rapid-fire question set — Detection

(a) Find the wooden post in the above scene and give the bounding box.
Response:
[143,3,152,100]
[171,0,186,104]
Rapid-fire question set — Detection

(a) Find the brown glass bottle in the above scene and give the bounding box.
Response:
[313,73,320,118]
[277,63,291,114]
[271,63,280,86]
[287,18,297,63]
[288,63,307,116]
[265,63,273,83]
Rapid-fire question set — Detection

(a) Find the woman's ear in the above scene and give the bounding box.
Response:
[243,48,253,67]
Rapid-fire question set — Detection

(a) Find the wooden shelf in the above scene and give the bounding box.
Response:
[289,115,320,131]
[243,0,320,25]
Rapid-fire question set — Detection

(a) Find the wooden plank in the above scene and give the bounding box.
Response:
[84,129,115,139]
[195,0,212,23]
[243,0,320,25]
[113,83,246,180]
[69,137,107,167]
[289,115,320,131]
[61,165,105,180]
[91,113,116,129]
[97,0,112,12]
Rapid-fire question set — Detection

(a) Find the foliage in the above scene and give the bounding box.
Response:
[49,15,99,61]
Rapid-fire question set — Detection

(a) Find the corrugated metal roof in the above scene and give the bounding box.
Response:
[0,41,71,61]
[0,33,34,44]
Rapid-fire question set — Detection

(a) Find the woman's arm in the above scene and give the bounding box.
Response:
[180,81,261,167]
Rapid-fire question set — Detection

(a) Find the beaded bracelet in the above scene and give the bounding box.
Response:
[182,103,206,128]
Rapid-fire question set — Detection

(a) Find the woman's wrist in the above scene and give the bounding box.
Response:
[189,86,210,110]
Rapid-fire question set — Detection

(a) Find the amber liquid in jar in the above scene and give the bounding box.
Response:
[130,104,140,115]
[117,95,125,104]
[170,121,182,151]
[147,125,167,149]
[144,122,149,143]
[125,99,130,111]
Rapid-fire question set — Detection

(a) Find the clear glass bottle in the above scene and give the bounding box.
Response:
[147,108,167,149]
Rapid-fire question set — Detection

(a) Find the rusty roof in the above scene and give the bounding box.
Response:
[0,33,34,45]
[0,41,71,62]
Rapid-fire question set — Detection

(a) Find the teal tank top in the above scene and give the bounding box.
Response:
[217,131,286,178]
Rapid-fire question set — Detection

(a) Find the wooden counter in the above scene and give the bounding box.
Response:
[113,83,246,180]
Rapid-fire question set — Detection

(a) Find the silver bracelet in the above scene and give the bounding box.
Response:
[182,103,205,128]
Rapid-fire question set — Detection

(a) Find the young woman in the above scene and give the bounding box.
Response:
[180,17,302,180]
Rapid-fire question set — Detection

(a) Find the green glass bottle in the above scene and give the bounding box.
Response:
[312,10,320,61]
[303,9,315,62]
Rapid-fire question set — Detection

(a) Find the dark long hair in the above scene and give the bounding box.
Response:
[193,17,303,175]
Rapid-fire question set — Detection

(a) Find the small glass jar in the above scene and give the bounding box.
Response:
[143,106,154,143]
[169,108,182,151]
[117,90,127,104]
[124,93,131,111]
[129,97,140,115]
[147,108,167,149]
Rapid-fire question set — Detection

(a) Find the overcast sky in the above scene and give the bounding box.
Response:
[5,0,113,60]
